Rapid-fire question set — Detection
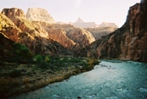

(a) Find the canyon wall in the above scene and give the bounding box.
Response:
[79,1,147,62]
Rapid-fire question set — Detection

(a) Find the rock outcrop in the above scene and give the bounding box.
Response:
[79,1,147,62]
[47,28,76,50]
[66,28,95,48]
[0,12,21,42]
[85,27,117,40]
[1,8,25,18]
[26,8,55,23]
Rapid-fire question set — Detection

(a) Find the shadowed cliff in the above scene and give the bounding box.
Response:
[78,0,147,62]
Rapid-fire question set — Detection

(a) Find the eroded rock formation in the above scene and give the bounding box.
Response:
[0,12,21,42]
[66,28,95,48]
[1,8,70,55]
[33,21,95,51]
[47,28,76,50]
[26,8,55,23]
[1,8,25,18]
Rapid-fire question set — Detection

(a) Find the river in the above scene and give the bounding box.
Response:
[11,60,147,99]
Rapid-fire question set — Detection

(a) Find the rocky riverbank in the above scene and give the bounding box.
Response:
[0,55,99,98]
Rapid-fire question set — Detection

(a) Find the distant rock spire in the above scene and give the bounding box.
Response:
[76,17,84,23]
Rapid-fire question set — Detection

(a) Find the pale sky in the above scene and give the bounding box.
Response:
[0,0,140,27]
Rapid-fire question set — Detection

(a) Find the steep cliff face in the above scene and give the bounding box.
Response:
[79,1,147,62]
[0,33,14,59]
[0,12,21,42]
[66,28,95,48]
[26,8,55,23]
[1,8,70,55]
[47,28,76,50]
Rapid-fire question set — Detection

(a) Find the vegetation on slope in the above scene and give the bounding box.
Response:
[0,42,100,98]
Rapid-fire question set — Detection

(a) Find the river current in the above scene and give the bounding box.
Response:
[11,60,147,99]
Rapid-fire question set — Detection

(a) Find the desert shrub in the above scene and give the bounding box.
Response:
[44,56,50,62]
[87,58,100,66]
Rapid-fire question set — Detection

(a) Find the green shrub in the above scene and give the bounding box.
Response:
[33,55,43,62]
[13,43,34,58]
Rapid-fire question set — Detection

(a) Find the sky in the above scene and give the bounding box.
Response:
[0,0,140,27]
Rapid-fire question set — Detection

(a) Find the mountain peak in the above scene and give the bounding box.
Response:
[26,8,55,23]
[76,17,84,23]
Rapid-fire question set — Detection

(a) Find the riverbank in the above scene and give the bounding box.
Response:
[12,60,147,99]
[0,56,99,98]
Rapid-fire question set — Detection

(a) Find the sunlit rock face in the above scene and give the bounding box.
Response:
[78,1,147,62]
[0,12,21,42]
[0,7,94,54]
[26,8,55,23]
[1,8,70,55]
[34,21,95,51]
[66,28,95,48]
[47,28,76,50]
